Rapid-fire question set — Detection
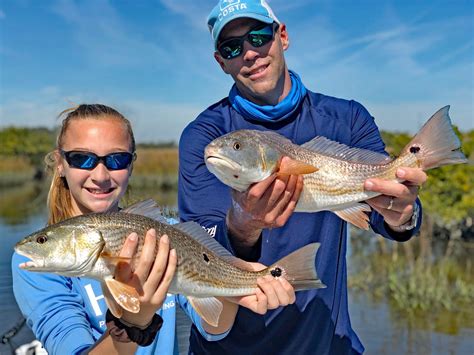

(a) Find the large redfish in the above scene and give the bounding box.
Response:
[14,200,325,326]
[204,106,467,229]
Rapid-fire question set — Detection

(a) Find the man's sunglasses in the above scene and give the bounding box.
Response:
[217,22,279,60]
[60,150,136,170]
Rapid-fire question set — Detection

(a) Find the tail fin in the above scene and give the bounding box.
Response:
[267,243,326,291]
[402,106,467,170]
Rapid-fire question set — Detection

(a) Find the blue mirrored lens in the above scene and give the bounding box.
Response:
[105,153,133,170]
[218,23,276,60]
[62,151,133,170]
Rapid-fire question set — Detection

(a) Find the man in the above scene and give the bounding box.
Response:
[178,0,426,353]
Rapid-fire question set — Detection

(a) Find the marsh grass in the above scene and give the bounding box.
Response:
[349,232,474,317]
[133,148,178,176]
[0,155,35,186]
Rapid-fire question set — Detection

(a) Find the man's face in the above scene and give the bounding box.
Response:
[214,18,290,106]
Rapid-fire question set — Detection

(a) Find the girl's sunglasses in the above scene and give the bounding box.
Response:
[60,150,135,170]
[217,22,279,60]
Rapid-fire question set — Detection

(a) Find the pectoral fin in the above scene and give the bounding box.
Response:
[105,278,141,314]
[100,254,133,268]
[101,280,123,318]
[188,296,223,327]
[278,158,318,175]
[333,203,371,230]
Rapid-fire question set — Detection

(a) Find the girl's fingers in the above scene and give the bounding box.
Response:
[134,229,157,283]
[151,249,178,304]
[115,233,138,281]
[145,235,170,290]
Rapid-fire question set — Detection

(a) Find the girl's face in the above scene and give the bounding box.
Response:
[57,116,133,216]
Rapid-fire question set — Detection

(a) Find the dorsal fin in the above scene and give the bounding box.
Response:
[302,136,392,165]
[173,222,253,271]
[122,199,170,224]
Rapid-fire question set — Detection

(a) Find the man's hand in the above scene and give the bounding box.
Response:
[365,167,427,230]
[227,156,304,253]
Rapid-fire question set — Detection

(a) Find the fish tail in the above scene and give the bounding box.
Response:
[267,243,326,291]
[401,106,467,170]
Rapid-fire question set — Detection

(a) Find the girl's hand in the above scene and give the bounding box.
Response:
[115,229,177,327]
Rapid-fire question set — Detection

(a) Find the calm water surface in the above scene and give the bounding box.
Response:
[1,187,473,354]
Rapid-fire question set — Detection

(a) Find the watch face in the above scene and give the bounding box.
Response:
[403,203,419,231]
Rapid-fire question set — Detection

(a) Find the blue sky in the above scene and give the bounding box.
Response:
[1,0,473,143]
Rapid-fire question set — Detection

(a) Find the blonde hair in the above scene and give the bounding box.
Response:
[46,104,135,225]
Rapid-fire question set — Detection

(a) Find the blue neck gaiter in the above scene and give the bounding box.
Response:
[228,70,307,123]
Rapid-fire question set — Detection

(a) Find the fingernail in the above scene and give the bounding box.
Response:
[129,233,138,241]
[365,181,374,190]
[397,168,406,178]
[161,234,169,243]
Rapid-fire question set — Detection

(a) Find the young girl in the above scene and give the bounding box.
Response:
[12,104,295,355]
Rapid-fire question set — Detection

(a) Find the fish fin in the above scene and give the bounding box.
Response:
[102,281,123,318]
[188,296,223,327]
[278,158,318,175]
[302,136,392,165]
[399,106,467,170]
[268,243,326,291]
[105,278,141,314]
[333,203,371,230]
[101,254,133,268]
[122,199,170,224]
[173,222,254,271]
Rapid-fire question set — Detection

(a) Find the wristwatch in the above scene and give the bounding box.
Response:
[394,202,420,231]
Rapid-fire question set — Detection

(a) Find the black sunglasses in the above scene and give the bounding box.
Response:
[217,22,279,60]
[60,150,136,170]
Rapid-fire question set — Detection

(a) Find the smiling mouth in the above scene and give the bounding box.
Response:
[86,188,114,194]
[248,64,269,77]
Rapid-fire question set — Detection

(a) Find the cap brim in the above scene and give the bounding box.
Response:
[214,13,276,48]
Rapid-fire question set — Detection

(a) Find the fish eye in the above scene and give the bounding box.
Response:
[233,142,241,150]
[36,235,48,244]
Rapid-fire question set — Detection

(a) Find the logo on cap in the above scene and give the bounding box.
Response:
[220,0,241,11]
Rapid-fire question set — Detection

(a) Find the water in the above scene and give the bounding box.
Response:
[1,186,473,354]
[1,214,44,355]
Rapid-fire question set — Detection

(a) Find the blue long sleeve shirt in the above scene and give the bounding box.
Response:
[178,91,422,354]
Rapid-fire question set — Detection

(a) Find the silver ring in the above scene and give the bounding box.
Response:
[387,197,394,210]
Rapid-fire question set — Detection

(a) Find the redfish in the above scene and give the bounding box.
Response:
[205,106,467,229]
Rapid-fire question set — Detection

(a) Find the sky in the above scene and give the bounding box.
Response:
[0,0,473,143]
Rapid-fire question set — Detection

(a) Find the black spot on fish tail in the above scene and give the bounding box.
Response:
[203,253,210,264]
[270,267,282,278]
[410,146,421,154]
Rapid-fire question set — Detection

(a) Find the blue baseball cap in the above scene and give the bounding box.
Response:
[207,0,280,49]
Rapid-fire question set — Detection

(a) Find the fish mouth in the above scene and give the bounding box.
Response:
[19,259,46,270]
[205,154,241,173]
